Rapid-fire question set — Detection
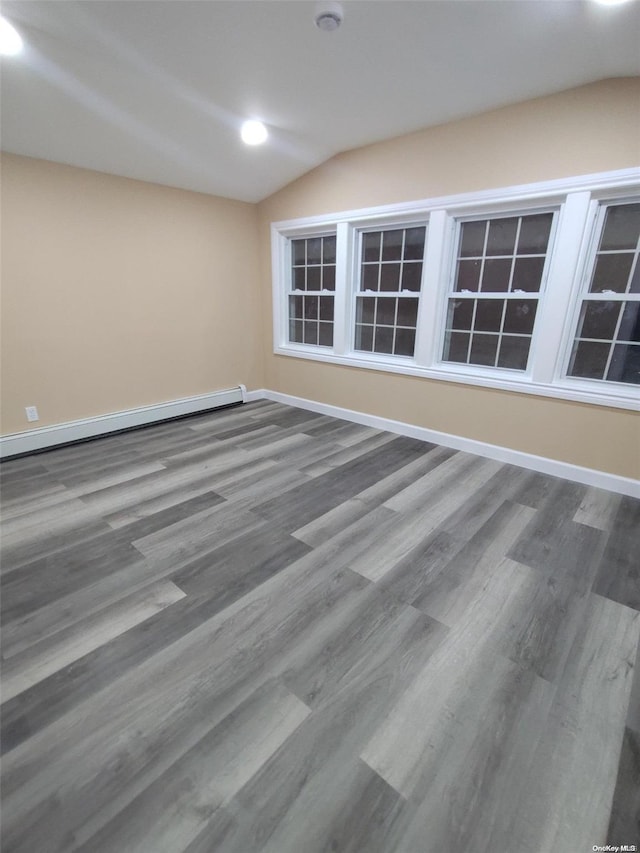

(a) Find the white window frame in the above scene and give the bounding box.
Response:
[434,205,560,380]
[271,168,640,411]
[350,220,428,362]
[559,194,640,389]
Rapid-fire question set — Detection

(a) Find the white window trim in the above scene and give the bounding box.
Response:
[271,168,640,412]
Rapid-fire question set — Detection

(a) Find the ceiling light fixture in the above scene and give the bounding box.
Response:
[314,1,344,32]
[241,120,268,146]
[0,16,23,55]
[592,0,634,5]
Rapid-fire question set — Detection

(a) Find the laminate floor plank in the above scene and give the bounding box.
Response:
[379,500,535,626]
[171,524,311,598]
[76,680,310,853]
[299,429,396,477]
[252,436,437,533]
[0,555,166,659]
[1,581,186,702]
[1,531,146,622]
[1,400,637,853]
[607,727,640,847]
[101,458,278,528]
[2,565,371,851]
[349,456,503,583]
[0,512,119,578]
[574,485,623,531]
[593,495,640,611]
[499,594,639,853]
[508,480,608,589]
[360,556,545,799]
[292,445,452,547]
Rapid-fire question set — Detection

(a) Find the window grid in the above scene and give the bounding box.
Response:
[354,226,426,358]
[443,212,553,371]
[568,202,640,385]
[289,235,336,348]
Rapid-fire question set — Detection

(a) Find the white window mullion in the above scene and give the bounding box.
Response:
[415,209,449,367]
[332,222,353,356]
[530,190,593,384]
[271,226,289,350]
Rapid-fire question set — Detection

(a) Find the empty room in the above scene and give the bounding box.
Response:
[1,1,639,851]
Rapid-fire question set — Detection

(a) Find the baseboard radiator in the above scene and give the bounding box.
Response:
[0,385,247,460]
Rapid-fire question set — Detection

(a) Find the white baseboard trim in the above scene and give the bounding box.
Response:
[249,388,640,498]
[0,386,245,459]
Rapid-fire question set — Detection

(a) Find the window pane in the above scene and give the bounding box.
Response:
[293,267,306,290]
[446,299,473,330]
[486,217,518,256]
[356,297,376,324]
[304,296,318,320]
[380,263,401,291]
[589,253,634,294]
[511,257,545,293]
[481,258,511,292]
[322,265,336,291]
[569,341,610,380]
[322,236,336,263]
[578,301,621,340]
[460,221,486,257]
[292,240,306,265]
[401,263,422,291]
[382,230,403,261]
[318,322,333,347]
[289,295,303,320]
[618,301,640,342]
[362,232,381,262]
[517,213,553,255]
[394,328,416,356]
[362,264,379,291]
[504,300,537,334]
[631,262,640,294]
[497,335,530,370]
[444,331,470,363]
[455,259,481,292]
[307,267,321,290]
[599,203,640,251]
[403,227,426,260]
[303,321,318,345]
[374,327,394,354]
[355,324,374,351]
[376,297,397,326]
[397,298,419,328]
[289,233,336,349]
[474,299,504,332]
[319,296,334,321]
[470,333,499,366]
[289,319,303,343]
[607,343,640,384]
[307,238,322,264]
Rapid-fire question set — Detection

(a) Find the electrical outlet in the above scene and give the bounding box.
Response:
[25,406,39,422]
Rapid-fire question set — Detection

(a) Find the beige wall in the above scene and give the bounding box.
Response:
[1,153,263,435]
[257,79,640,479]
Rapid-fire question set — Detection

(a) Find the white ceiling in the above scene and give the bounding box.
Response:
[1,0,639,203]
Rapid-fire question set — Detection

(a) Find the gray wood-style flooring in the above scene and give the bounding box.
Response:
[1,400,638,853]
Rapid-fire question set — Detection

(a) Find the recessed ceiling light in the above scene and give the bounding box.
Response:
[241,120,268,146]
[0,16,23,56]
[592,0,633,5]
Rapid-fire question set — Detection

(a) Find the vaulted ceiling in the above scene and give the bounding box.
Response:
[2,0,639,202]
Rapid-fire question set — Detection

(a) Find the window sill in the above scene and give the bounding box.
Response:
[273,344,640,412]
